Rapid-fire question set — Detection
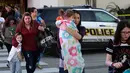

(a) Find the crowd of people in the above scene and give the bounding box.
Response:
[0,5,45,73]
[0,4,129,73]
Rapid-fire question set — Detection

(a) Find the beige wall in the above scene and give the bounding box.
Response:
[28,0,130,9]
[97,0,130,9]
[28,0,58,8]
[58,0,64,6]
[63,0,86,6]
[28,0,86,8]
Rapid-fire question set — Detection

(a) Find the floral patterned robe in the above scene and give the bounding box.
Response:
[56,20,85,73]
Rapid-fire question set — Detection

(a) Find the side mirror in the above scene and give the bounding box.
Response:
[114,19,120,23]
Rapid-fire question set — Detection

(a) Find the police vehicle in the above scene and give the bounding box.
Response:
[38,5,120,50]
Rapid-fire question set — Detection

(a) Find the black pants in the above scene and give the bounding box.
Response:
[23,50,40,73]
[4,42,12,54]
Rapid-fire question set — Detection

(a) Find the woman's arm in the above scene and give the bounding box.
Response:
[66,27,81,40]
[105,53,123,68]
[59,23,82,40]
[38,25,45,31]
[33,20,45,32]
[38,17,45,26]
[105,54,113,66]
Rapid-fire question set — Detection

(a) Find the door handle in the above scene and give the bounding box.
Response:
[99,25,106,27]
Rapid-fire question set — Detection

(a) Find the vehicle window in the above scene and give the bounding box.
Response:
[79,10,96,21]
[94,11,116,22]
[40,9,58,23]
[40,9,59,33]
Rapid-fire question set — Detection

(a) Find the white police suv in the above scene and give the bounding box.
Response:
[75,8,120,49]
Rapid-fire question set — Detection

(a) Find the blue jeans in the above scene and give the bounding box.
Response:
[10,59,22,73]
[23,51,39,73]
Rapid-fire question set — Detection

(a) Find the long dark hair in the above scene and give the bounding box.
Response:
[17,12,35,31]
[73,10,81,30]
[114,20,130,45]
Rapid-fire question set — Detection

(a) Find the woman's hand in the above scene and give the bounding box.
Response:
[38,26,45,31]
[113,62,123,68]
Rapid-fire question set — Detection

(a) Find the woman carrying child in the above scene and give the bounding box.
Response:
[56,9,85,73]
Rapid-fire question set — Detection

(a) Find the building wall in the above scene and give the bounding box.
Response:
[27,0,86,8]
[57,0,64,6]
[97,0,130,9]
[63,0,86,6]
[28,0,59,8]
[27,0,130,9]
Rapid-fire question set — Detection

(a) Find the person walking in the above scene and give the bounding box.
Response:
[14,6,21,23]
[7,32,23,73]
[57,10,86,73]
[2,5,15,19]
[2,16,17,68]
[12,12,45,73]
[29,7,46,69]
[29,7,45,26]
[56,8,65,73]
[0,11,5,49]
[56,9,85,73]
[2,16,17,54]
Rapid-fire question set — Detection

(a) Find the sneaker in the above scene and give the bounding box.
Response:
[36,63,42,69]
